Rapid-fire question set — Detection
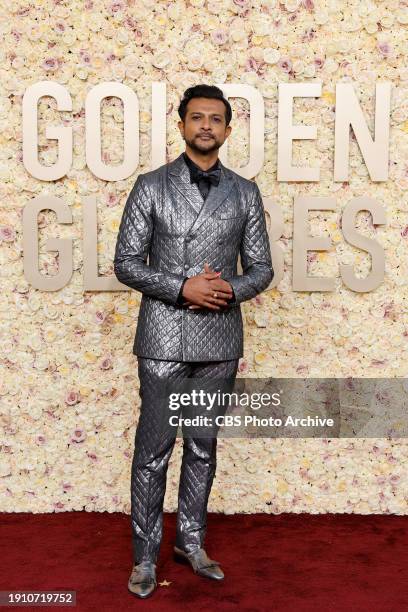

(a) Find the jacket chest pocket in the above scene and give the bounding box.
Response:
[212,213,246,239]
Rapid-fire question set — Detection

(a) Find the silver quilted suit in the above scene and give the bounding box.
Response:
[114,153,274,563]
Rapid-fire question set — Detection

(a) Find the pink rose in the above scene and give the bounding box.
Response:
[278,57,293,73]
[95,311,106,324]
[42,57,59,71]
[110,1,124,13]
[246,57,260,72]
[100,355,113,370]
[106,193,119,207]
[71,428,86,443]
[211,29,229,45]
[79,49,91,65]
[238,358,249,374]
[65,391,80,406]
[303,0,314,10]
[0,226,16,242]
[377,41,392,57]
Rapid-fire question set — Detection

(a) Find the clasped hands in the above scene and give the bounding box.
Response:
[181,262,234,311]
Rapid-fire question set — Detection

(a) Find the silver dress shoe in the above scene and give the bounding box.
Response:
[128,561,157,599]
[173,546,224,580]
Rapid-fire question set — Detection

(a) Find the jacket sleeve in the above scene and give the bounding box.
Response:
[226,182,274,305]
[113,174,186,304]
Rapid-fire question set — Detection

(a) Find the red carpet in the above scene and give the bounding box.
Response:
[1,512,408,611]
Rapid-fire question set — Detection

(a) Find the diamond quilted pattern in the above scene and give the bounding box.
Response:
[113,153,274,362]
[131,357,239,563]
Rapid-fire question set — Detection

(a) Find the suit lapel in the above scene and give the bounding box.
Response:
[168,153,234,234]
[168,154,204,215]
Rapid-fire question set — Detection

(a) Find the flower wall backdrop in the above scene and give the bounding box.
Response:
[1,0,408,514]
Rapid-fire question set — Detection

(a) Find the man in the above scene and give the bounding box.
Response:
[114,84,273,599]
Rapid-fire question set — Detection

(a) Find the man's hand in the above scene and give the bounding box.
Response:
[181,263,234,311]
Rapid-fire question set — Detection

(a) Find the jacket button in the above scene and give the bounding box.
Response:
[218,239,223,244]
[184,263,189,270]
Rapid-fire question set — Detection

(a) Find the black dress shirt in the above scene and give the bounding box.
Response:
[183,151,220,201]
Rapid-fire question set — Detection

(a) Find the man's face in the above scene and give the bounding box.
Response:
[178,97,232,154]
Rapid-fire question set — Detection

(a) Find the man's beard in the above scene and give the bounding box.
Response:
[184,134,222,154]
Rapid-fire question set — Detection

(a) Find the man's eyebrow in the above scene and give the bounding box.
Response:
[189,111,223,117]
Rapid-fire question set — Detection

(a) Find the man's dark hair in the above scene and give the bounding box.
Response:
[178,84,232,126]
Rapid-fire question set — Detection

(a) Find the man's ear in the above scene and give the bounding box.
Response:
[178,120,185,138]
[225,125,232,139]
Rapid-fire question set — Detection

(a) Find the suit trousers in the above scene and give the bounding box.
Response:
[131,356,239,564]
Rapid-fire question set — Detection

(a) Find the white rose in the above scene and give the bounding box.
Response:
[27,294,42,312]
[315,10,329,25]
[342,18,362,32]
[187,54,204,71]
[0,460,11,477]
[117,30,129,46]
[285,0,301,12]
[304,64,316,78]
[230,29,246,43]
[263,48,280,65]
[325,58,339,73]
[109,63,126,81]
[254,312,268,328]
[88,14,105,32]
[33,355,49,371]
[212,68,228,82]
[167,3,181,20]
[292,60,305,75]
[250,17,271,36]
[397,9,408,25]
[240,72,259,86]
[380,13,394,28]
[62,30,76,46]
[151,52,170,69]
[365,21,379,34]
[75,68,88,81]
[27,335,42,352]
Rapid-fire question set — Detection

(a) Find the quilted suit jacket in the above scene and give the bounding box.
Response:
[113,153,274,362]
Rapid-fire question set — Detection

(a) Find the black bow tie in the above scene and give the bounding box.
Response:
[190,166,221,187]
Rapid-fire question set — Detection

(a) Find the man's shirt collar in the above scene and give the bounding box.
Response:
[183,151,220,176]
